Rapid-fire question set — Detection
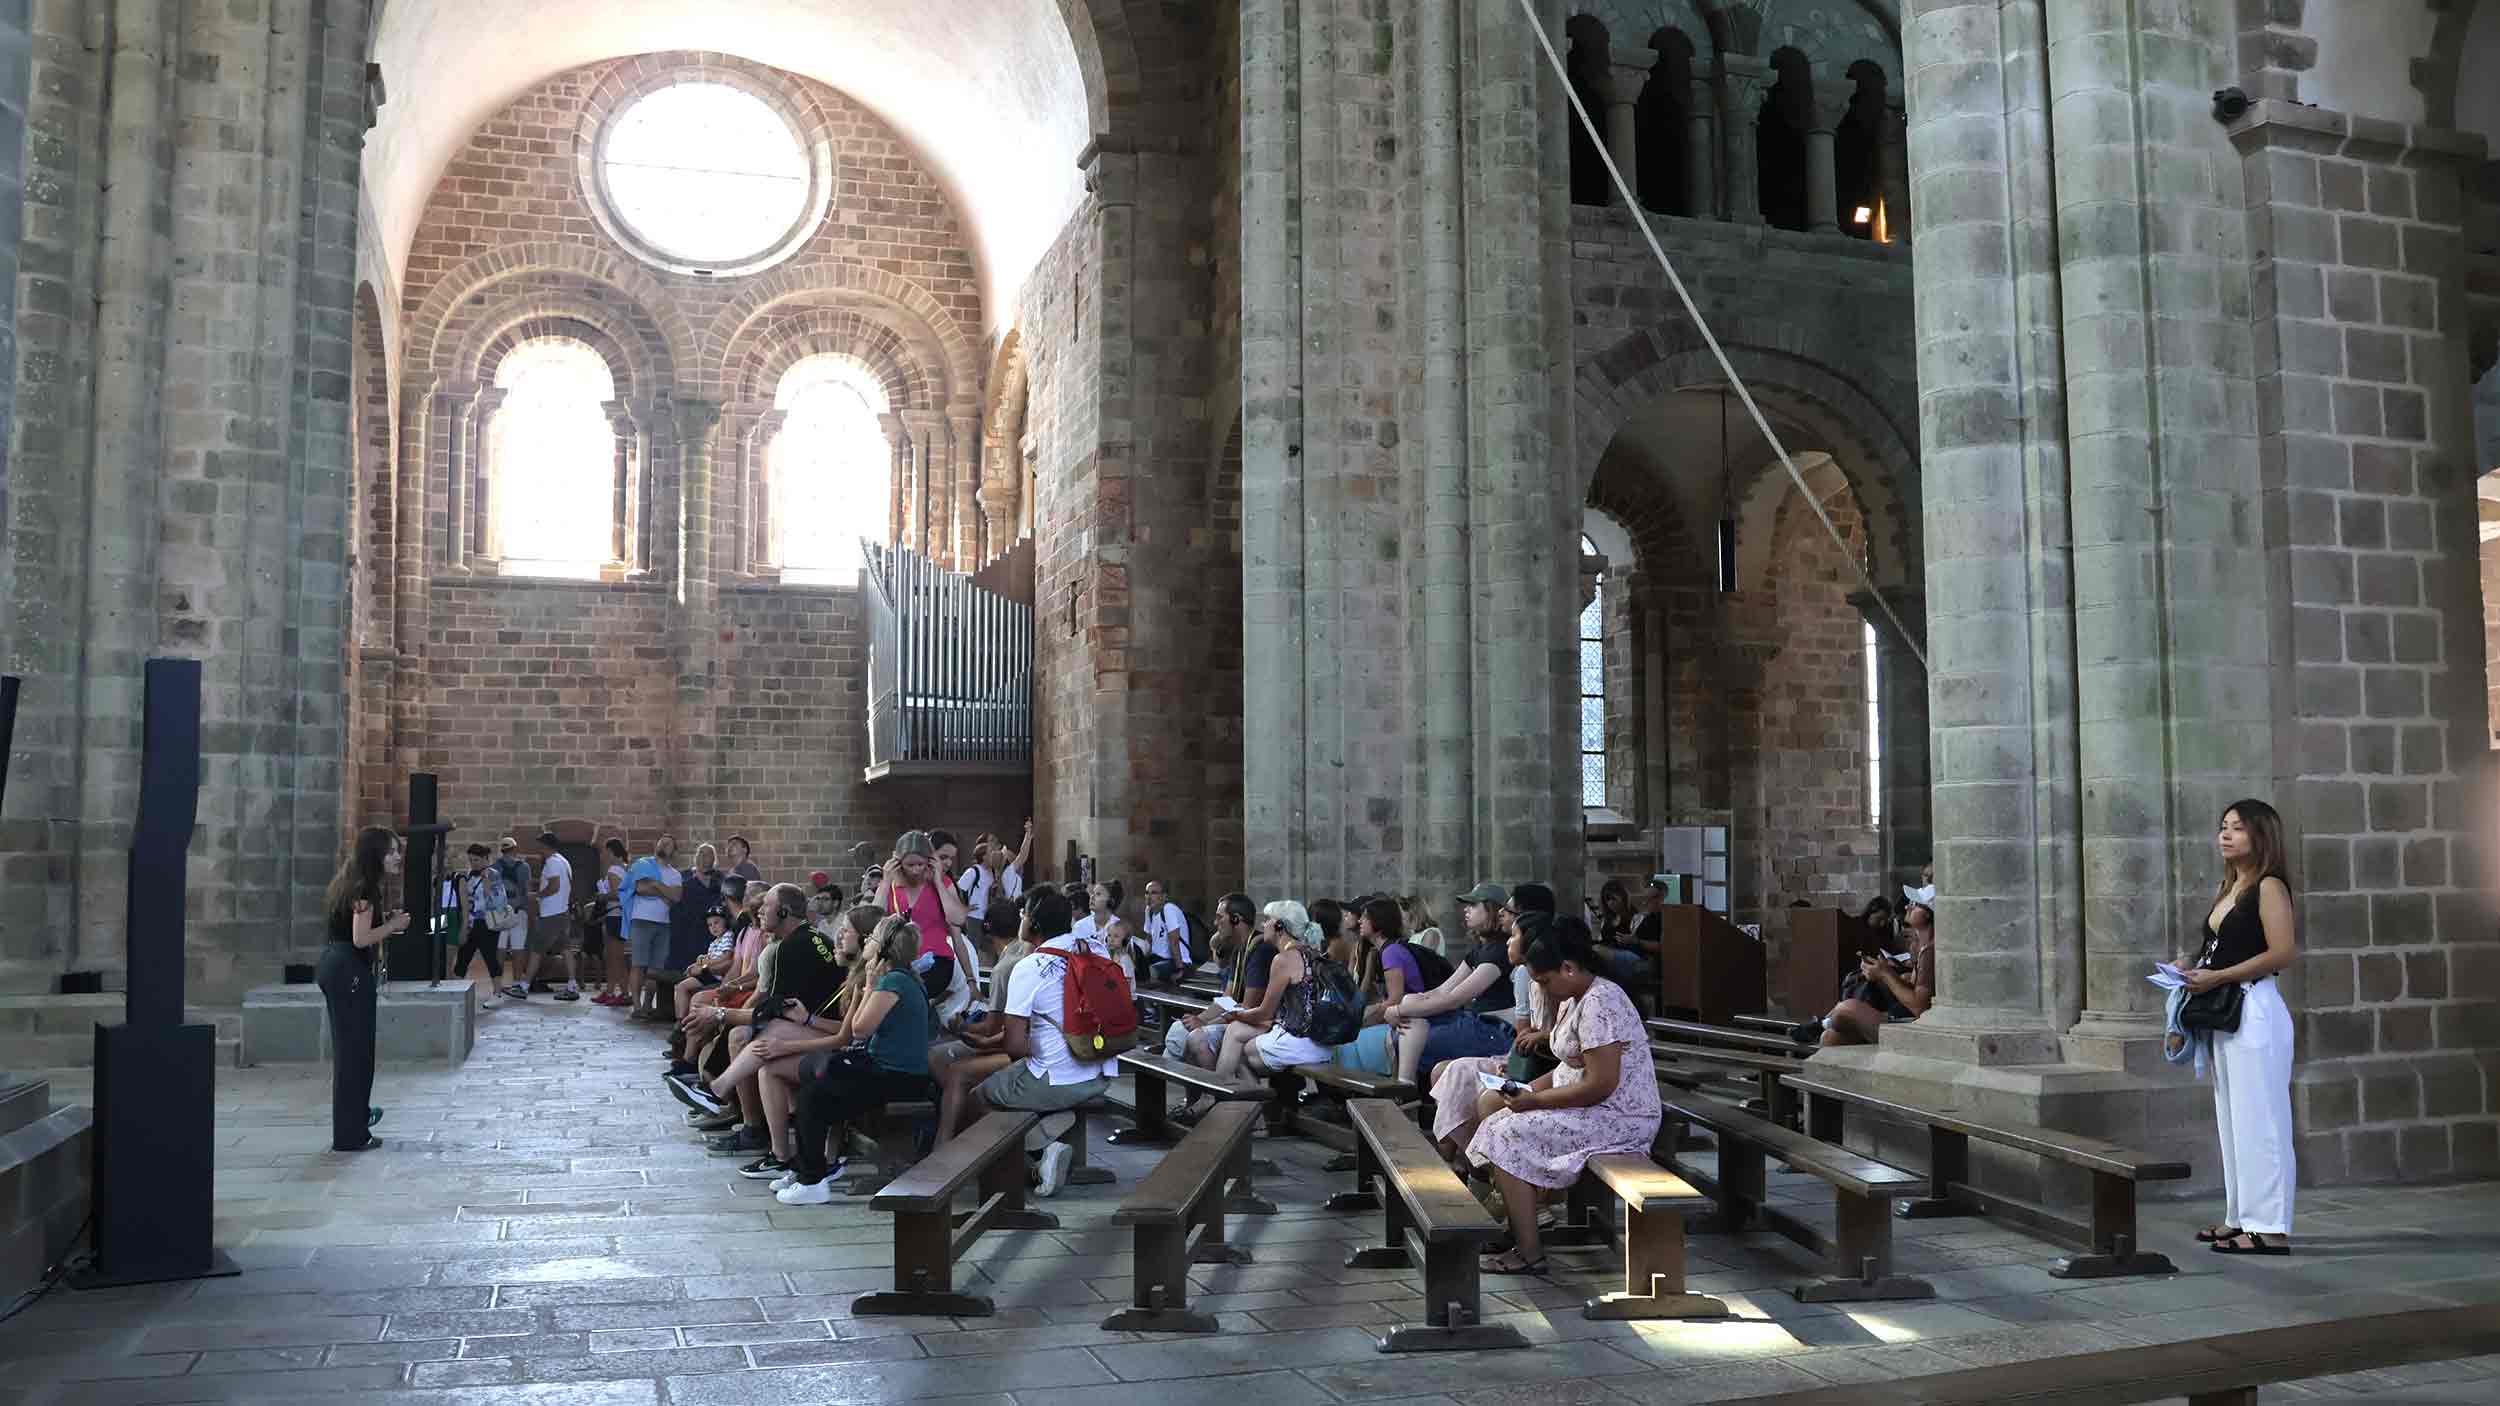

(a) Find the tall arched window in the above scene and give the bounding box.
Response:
[487,339,619,579]
[1581,532,1608,808]
[768,355,893,583]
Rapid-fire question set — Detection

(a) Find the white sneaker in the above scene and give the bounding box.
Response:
[1036,1142,1072,1198]
[775,1176,836,1205]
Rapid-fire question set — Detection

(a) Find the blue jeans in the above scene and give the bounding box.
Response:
[1418,1010,1514,1084]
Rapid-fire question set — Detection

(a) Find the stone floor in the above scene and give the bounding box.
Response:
[3,996,2498,1405]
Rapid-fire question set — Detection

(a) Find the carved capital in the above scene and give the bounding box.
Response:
[673,397,723,448]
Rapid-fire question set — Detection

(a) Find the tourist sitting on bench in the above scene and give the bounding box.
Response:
[772,915,936,1204]
[1384,882,1524,1087]
[1137,879,1192,986]
[1165,892,1266,1063]
[1789,896,1934,1047]
[1429,909,1553,1152]
[929,885,1054,1148]
[962,888,1121,1197]
[1331,898,1452,1078]
[1463,918,1660,1275]
[1200,901,1344,1090]
[667,884,850,1182]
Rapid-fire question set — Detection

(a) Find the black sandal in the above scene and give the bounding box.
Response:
[2210,1231,2289,1256]
[1479,1248,1546,1275]
[2195,1224,2241,1243]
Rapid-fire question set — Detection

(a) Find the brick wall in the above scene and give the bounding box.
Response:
[362,54,1016,891]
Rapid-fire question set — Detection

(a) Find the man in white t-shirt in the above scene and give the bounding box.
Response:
[523,831,582,1001]
[1138,880,1190,986]
[968,889,1115,1197]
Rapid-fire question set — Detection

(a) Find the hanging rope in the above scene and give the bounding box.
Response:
[1514,1,1931,674]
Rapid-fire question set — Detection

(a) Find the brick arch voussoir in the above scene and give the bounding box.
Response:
[407,241,695,388]
[724,308,937,412]
[702,267,977,409]
[455,300,657,406]
[1576,324,1919,590]
[1587,449,1712,595]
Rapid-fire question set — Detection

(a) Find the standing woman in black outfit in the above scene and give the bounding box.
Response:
[2181,800,2300,1255]
[320,826,408,1152]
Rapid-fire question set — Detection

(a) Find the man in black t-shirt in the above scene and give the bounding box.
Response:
[666,883,847,1179]
[1171,892,1266,1067]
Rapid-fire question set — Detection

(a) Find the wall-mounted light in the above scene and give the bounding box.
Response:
[1851,205,1874,226]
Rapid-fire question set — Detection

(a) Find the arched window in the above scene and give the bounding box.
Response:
[1565,16,1612,208]
[1757,50,1811,232]
[486,339,619,579]
[768,355,893,583]
[1637,30,1693,216]
[1581,532,1608,808]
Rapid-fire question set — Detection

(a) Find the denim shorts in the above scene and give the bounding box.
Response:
[1417,1010,1515,1084]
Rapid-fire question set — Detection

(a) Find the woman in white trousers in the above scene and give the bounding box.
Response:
[2182,799,2300,1256]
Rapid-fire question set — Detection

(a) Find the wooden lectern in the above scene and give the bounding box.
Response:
[1653,905,1765,1025]
[1784,908,1876,1018]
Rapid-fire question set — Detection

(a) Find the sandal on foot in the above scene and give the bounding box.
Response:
[1479,1249,1546,1275]
[2210,1231,2289,1256]
[2195,1224,2241,1243]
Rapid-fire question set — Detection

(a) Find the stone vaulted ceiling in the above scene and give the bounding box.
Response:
[364,0,1092,333]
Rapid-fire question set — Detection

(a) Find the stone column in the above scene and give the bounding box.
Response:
[1604,50,1654,205]
[879,412,906,549]
[1804,80,1854,235]
[444,394,476,572]
[1685,78,1718,220]
[1889,0,2074,1061]
[947,404,982,569]
[902,411,945,556]
[1850,586,1931,886]
[1878,98,1911,244]
[670,398,724,833]
[1717,55,1771,226]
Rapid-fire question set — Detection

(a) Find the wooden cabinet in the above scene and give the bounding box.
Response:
[1784,908,1874,1018]
[1653,905,1765,1025]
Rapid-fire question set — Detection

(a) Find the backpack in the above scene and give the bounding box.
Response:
[1289,950,1364,1047]
[1400,941,1456,993]
[1042,940,1141,1061]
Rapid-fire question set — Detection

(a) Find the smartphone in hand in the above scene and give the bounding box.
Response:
[1476,1070,1527,1098]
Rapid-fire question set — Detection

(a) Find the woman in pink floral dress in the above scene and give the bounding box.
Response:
[1467,919,1659,1274]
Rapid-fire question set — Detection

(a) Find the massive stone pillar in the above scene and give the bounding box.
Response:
[1,0,372,997]
[1244,0,1578,903]
[1717,55,1770,226]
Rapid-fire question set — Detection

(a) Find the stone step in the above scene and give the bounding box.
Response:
[0,995,247,1069]
[0,1076,48,1137]
[0,1025,245,1073]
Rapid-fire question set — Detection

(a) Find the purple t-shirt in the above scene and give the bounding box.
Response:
[1380,942,1423,996]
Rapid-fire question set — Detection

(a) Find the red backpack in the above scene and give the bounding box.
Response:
[1043,939,1141,1060]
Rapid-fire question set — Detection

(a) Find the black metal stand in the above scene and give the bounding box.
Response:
[74,659,239,1290]
[395,773,452,984]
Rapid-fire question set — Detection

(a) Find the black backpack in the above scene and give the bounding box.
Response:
[1400,941,1456,993]
[1294,952,1365,1046]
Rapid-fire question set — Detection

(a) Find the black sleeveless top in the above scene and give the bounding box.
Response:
[2198,891,2268,973]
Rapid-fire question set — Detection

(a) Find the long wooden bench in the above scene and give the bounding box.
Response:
[1331,1098,1527,1353]
[1136,988,1210,1034]
[1730,1013,1797,1034]
[1651,1040,1808,1124]
[853,1108,1055,1317]
[1783,1074,2187,1279]
[1714,1304,2500,1406]
[1111,1050,1276,1212]
[1571,1153,1726,1321]
[1276,1062,1419,1169]
[1647,1017,1809,1057]
[1660,1093,1933,1302]
[1101,1101,1264,1334]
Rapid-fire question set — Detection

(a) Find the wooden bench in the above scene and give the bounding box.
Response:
[1651,1040,1807,1124]
[1784,1074,2188,1279]
[1646,1017,1809,1058]
[1101,1101,1264,1334]
[853,1108,1055,1317]
[1730,1013,1796,1035]
[1713,1304,2500,1406]
[1570,1153,1726,1321]
[1660,1093,1932,1302]
[1136,988,1210,1034]
[835,1098,937,1196]
[1280,1062,1418,1169]
[1330,1098,1527,1354]
[1112,1050,1276,1212]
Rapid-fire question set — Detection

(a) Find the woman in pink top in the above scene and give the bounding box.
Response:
[875,830,968,961]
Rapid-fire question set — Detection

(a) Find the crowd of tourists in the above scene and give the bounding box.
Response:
[315,801,2301,1259]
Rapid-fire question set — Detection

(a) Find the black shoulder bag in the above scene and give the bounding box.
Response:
[2178,931,2245,1033]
